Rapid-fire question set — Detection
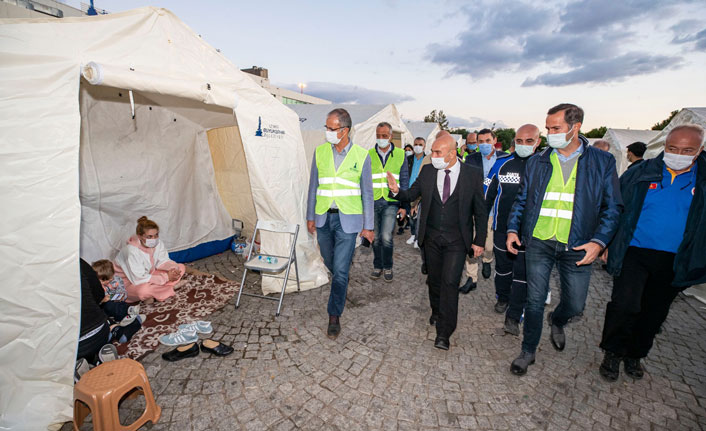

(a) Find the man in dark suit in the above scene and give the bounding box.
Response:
[387,134,487,350]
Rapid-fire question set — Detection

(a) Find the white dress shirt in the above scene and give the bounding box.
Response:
[436,159,461,199]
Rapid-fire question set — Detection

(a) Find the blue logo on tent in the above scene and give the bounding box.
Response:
[255,116,263,137]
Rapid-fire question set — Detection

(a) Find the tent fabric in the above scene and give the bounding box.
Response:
[645,107,706,159]
[601,129,659,174]
[0,8,327,429]
[289,103,414,163]
[405,121,440,154]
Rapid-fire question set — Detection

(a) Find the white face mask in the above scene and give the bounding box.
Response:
[144,238,159,248]
[376,138,390,148]
[326,130,341,145]
[547,126,575,149]
[413,145,424,154]
[663,151,698,171]
[431,156,449,170]
[405,150,413,157]
[515,144,535,158]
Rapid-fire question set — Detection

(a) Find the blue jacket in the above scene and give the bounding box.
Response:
[507,136,623,249]
[607,152,706,288]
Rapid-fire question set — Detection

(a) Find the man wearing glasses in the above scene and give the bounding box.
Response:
[306,108,375,339]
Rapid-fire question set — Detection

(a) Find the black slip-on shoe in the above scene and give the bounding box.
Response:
[510,351,535,376]
[200,340,234,357]
[162,342,200,362]
[482,262,492,279]
[459,278,476,294]
[434,337,450,350]
[623,357,644,380]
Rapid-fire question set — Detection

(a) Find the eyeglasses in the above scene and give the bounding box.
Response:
[324,126,346,132]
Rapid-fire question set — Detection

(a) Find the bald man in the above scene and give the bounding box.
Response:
[387,134,487,350]
[593,140,610,152]
[599,124,706,382]
[484,125,542,334]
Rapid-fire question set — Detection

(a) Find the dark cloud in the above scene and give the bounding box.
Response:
[672,22,706,52]
[427,0,692,87]
[522,52,679,86]
[279,81,413,104]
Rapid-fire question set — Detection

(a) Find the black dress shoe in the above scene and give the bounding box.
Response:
[327,316,341,339]
[459,278,477,294]
[482,262,492,279]
[200,340,234,357]
[547,312,565,351]
[421,263,427,275]
[162,342,199,362]
[429,314,438,326]
[434,336,450,350]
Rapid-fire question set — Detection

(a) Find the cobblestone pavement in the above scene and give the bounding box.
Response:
[67,234,706,430]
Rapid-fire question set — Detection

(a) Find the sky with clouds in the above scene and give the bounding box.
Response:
[80,0,704,131]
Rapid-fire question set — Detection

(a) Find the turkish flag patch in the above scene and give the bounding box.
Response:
[649,183,658,189]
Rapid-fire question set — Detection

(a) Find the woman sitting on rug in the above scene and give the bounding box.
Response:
[114,216,186,304]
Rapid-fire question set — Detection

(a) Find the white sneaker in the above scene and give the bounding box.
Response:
[406,235,416,245]
[545,290,552,305]
[413,241,419,249]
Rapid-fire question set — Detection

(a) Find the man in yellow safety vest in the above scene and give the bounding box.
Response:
[505,103,623,376]
[369,122,410,282]
[306,108,375,339]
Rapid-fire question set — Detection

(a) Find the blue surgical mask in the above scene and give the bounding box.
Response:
[467,143,478,152]
[547,127,575,149]
[515,144,535,158]
[376,139,391,148]
[479,143,494,156]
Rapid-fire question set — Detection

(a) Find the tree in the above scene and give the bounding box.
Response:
[651,110,679,130]
[424,109,449,130]
[449,128,470,139]
[494,128,516,151]
[584,126,607,138]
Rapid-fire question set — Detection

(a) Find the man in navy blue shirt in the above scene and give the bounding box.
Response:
[599,124,706,382]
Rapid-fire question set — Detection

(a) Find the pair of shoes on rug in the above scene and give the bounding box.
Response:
[119,304,146,327]
[162,339,234,362]
[159,321,213,346]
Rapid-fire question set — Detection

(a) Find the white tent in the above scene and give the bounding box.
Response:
[645,107,706,159]
[289,104,414,164]
[602,129,659,174]
[405,121,440,154]
[0,8,326,429]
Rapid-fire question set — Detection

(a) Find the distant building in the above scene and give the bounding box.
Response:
[0,0,95,18]
[241,66,331,105]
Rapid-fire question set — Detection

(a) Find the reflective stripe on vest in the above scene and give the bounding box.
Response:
[369,147,404,201]
[315,143,368,215]
[532,152,577,243]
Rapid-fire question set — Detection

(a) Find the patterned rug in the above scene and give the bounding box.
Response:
[116,273,239,360]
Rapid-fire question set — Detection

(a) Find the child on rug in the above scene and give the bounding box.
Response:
[114,216,186,304]
[91,259,145,326]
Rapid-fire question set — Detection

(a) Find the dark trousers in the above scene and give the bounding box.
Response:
[424,227,467,339]
[101,300,129,322]
[523,239,593,353]
[493,231,514,302]
[373,200,398,269]
[600,247,678,359]
[505,238,528,322]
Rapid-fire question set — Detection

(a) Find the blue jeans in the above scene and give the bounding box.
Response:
[522,239,593,353]
[316,212,358,317]
[373,200,398,269]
